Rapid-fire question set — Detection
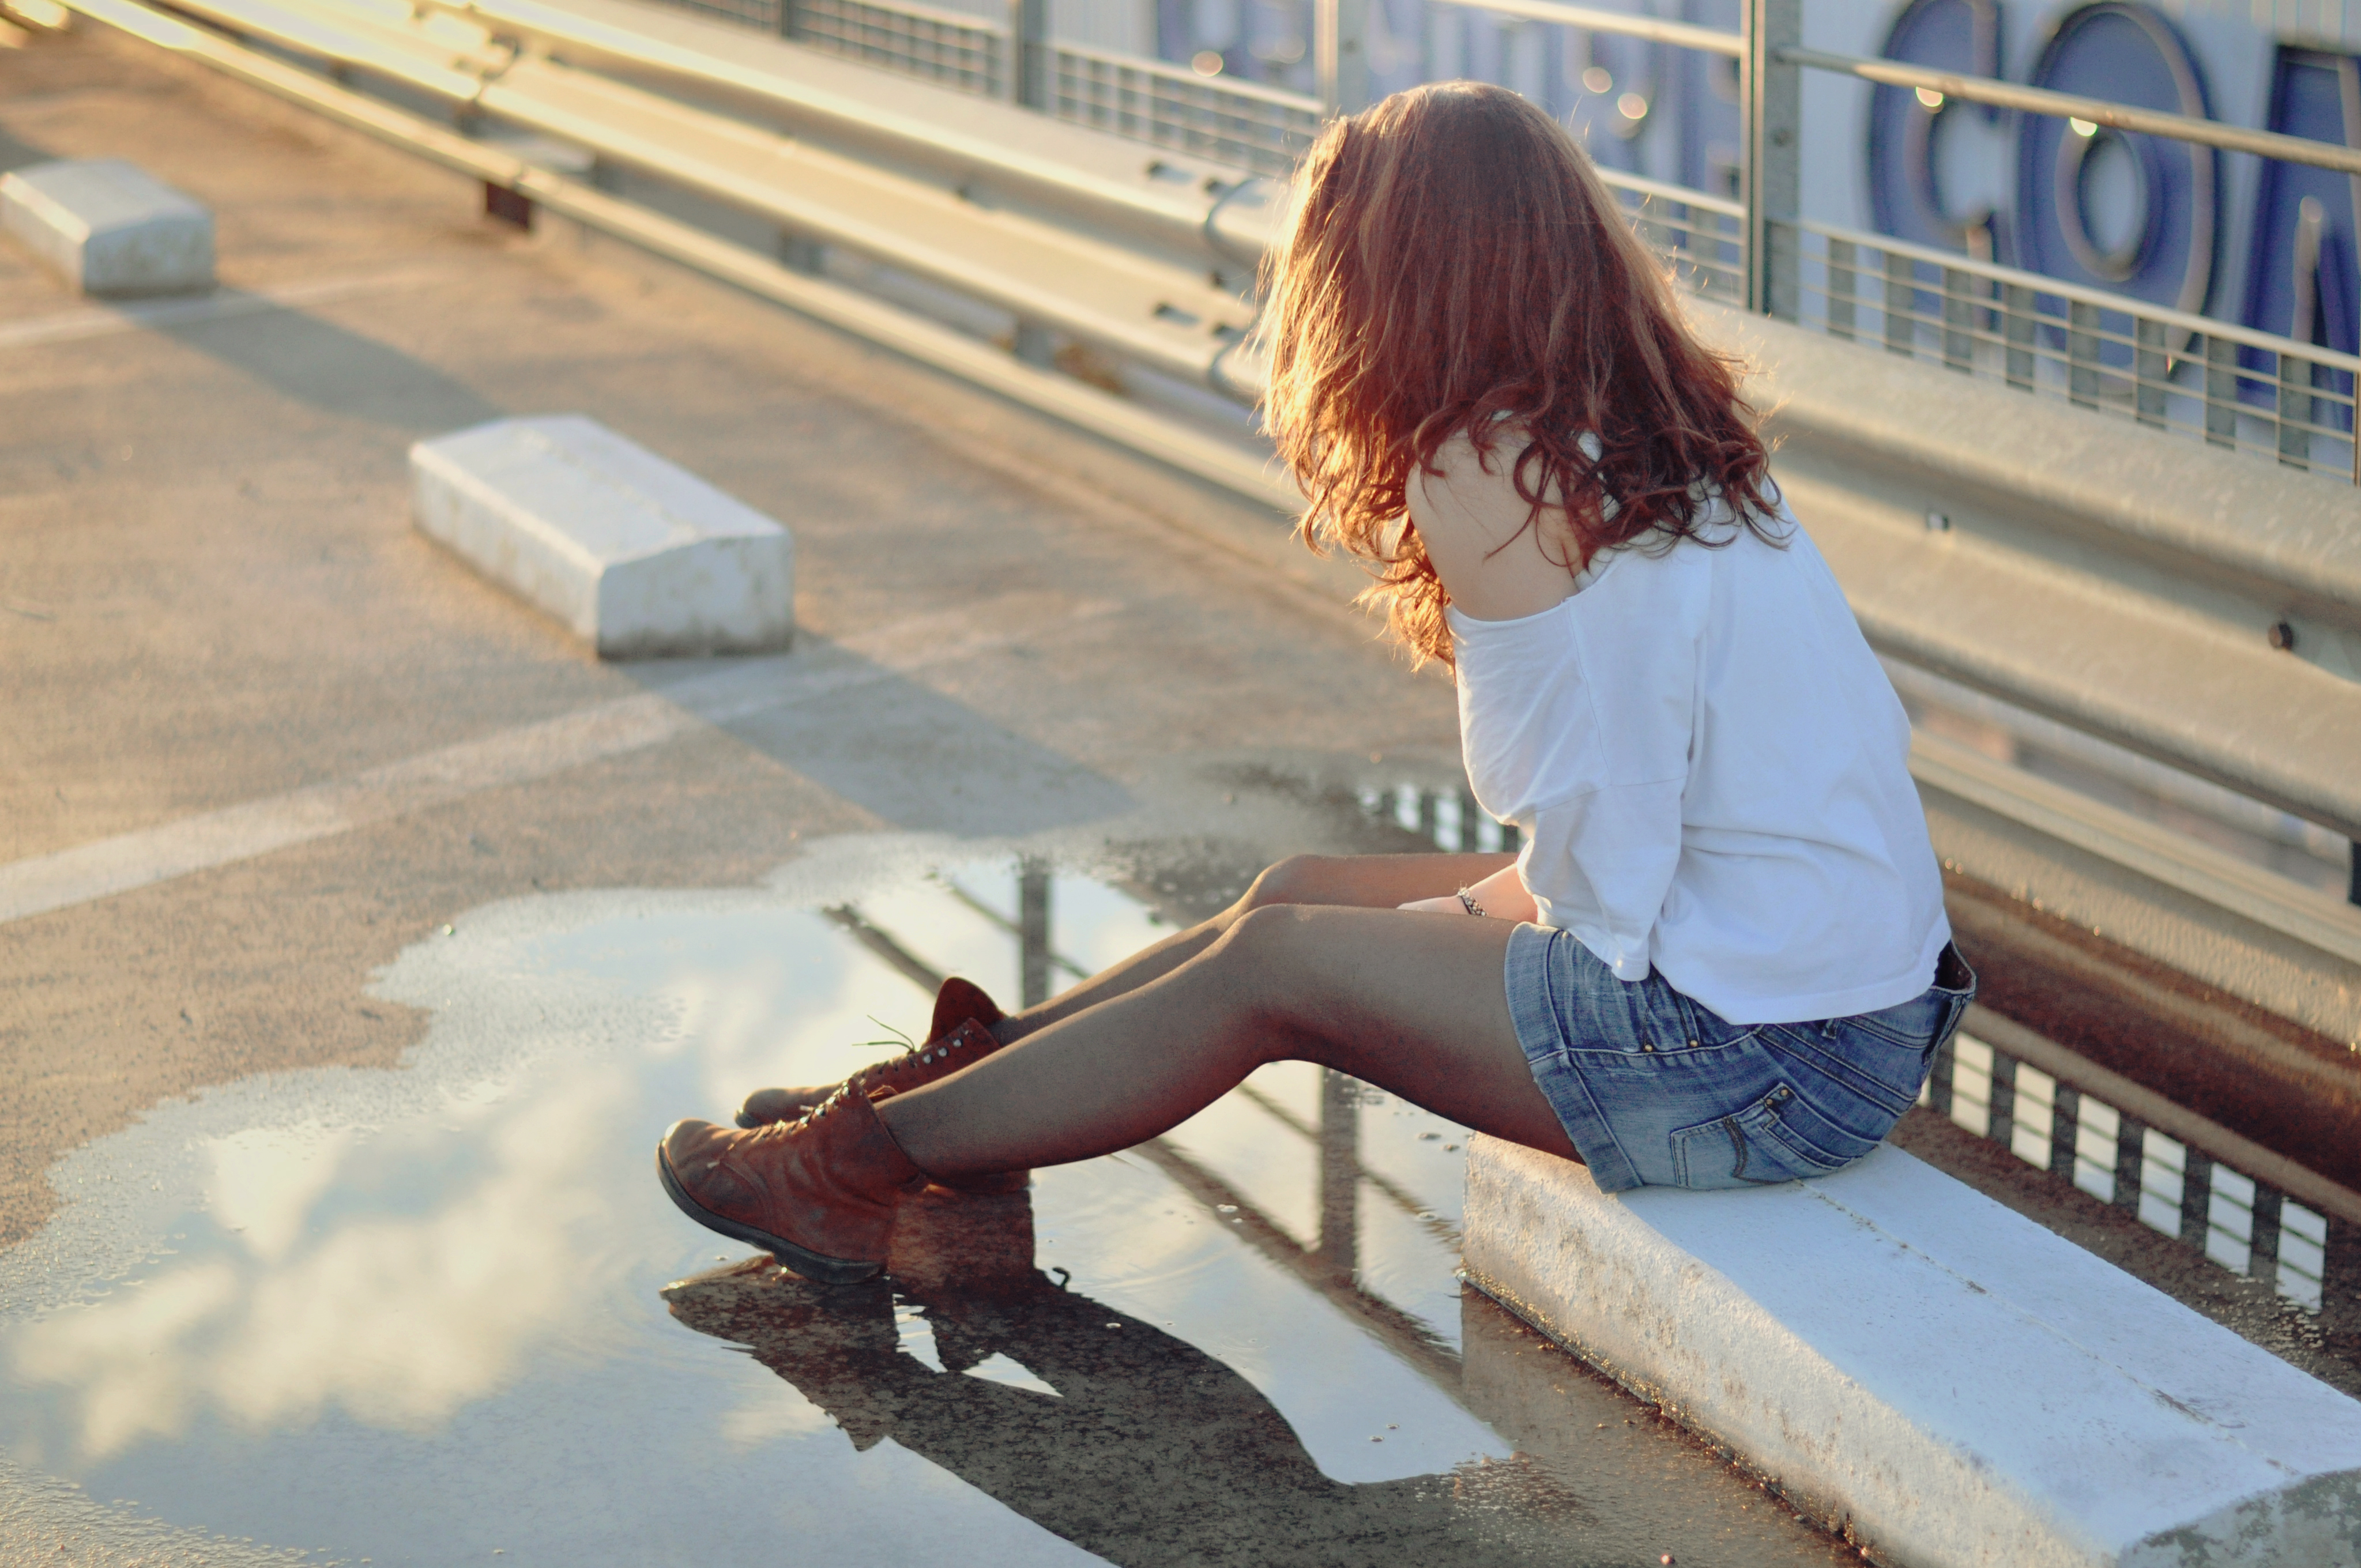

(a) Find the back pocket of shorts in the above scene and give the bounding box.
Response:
[1669,1084,1880,1189]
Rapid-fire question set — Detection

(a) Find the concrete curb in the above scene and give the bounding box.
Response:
[409,414,794,658]
[0,157,213,297]
[1462,1135,2361,1567]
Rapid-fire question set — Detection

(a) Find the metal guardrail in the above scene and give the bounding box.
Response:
[733,0,2361,487]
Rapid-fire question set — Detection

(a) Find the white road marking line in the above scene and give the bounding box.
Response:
[0,596,1111,926]
[0,269,449,350]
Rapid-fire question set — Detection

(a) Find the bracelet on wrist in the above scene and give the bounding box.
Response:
[1456,888,1486,918]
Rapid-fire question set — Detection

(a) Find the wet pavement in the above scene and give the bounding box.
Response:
[0,844,1855,1567]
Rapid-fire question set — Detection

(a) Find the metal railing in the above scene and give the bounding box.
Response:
[788,0,1002,95]
[1788,221,2361,484]
[761,0,1760,291]
[1049,40,1319,178]
[741,0,2361,487]
[1617,169,1746,304]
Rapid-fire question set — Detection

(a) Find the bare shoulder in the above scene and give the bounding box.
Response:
[1411,431,1528,536]
[1407,427,1581,621]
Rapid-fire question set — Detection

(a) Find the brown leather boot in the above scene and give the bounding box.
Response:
[736,976,1006,1128]
[657,1087,929,1285]
[738,977,1030,1197]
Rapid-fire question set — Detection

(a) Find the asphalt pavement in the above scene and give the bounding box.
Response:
[0,22,1464,1256]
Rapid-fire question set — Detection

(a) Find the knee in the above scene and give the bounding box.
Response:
[1204,901,1313,978]
[1237,854,1337,913]
[1196,905,1328,1050]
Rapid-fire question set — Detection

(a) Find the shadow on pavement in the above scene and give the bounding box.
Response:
[159,300,504,432]
[619,621,1138,840]
[0,123,52,174]
[724,665,1136,840]
[664,1188,1601,1568]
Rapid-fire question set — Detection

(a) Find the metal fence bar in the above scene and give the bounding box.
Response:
[1049,42,1319,178]
[1782,44,2361,179]
[1313,0,1367,117]
[1743,0,1798,319]
[1883,248,1912,358]
[2135,316,2170,429]
[786,0,1004,95]
[1827,236,1857,342]
[1006,0,1043,106]
[2282,346,2315,470]
[2002,281,2035,391]
[1785,220,2360,481]
[2206,333,2240,449]
[2068,297,2102,410]
[1942,265,1974,372]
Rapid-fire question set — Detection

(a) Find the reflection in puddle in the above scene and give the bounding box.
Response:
[661,1245,1582,1568]
[0,847,1560,1566]
[1931,1032,2333,1311]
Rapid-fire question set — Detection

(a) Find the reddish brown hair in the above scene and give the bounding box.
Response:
[1260,81,1780,667]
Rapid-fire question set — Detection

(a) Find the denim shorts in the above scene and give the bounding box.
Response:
[1505,923,1975,1194]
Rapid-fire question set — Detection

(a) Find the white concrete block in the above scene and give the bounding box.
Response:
[1462,1137,2361,1568]
[0,159,214,297]
[410,416,793,658]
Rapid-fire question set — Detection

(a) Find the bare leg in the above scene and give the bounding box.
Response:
[999,851,1516,1043]
[880,901,1576,1177]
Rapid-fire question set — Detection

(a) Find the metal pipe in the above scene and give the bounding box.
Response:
[1313,0,1368,117]
[1425,0,1744,58]
[1781,44,2361,179]
[1007,0,1045,108]
[1742,0,1798,318]
[1598,164,1746,219]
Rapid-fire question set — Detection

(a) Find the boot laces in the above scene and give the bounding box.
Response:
[745,1092,841,1147]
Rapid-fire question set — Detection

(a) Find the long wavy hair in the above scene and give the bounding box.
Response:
[1259,81,1780,668]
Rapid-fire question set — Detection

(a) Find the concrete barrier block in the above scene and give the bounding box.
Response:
[1462,1136,2361,1568]
[410,415,793,658]
[0,159,214,297]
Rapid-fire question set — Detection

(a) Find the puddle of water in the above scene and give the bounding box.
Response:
[0,843,1594,1567]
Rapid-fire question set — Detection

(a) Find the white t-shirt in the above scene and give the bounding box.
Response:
[1447,502,1949,1026]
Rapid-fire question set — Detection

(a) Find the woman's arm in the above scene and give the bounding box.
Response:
[1398,857,1539,922]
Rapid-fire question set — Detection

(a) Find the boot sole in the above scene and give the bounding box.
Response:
[653,1143,882,1286]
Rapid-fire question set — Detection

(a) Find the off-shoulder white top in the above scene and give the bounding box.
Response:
[1447,501,1949,1025]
